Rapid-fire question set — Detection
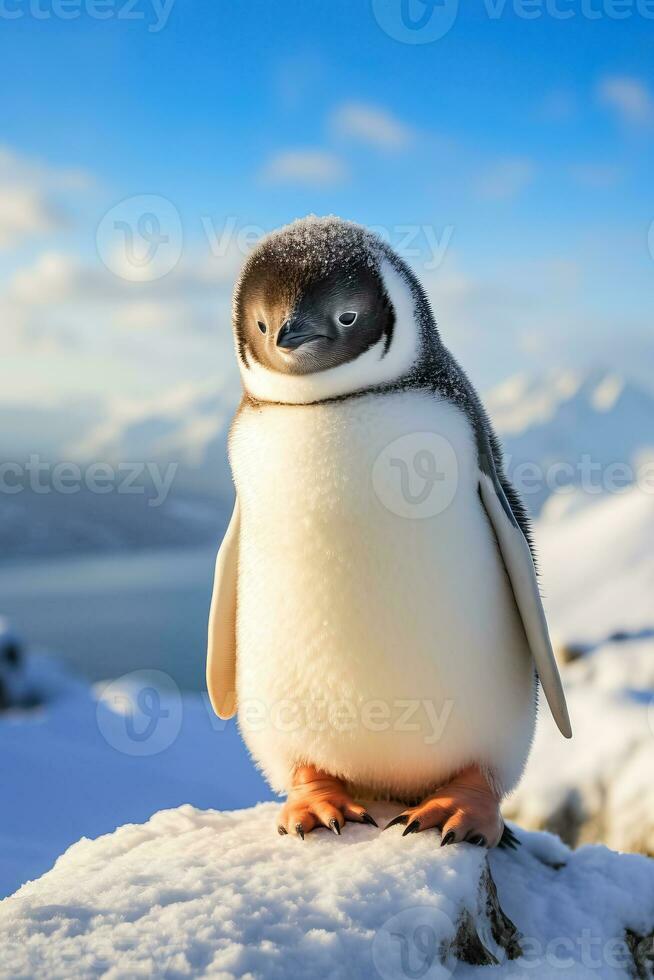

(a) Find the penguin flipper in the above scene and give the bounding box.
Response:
[478,473,572,739]
[206,497,240,720]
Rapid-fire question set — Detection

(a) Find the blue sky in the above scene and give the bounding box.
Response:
[1,0,653,413]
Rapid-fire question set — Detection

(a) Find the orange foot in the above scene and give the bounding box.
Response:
[278,766,378,839]
[385,764,504,848]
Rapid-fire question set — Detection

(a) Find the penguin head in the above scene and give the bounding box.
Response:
[237,260,393,378]
[232,216,438,404]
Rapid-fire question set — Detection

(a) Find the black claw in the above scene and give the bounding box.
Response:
[440,830,456,847]
[467,833,487,847]
[277,825,288,836]
[329,818,341,836]
[384,814,409,831]
[402,819,420,837]
[295,823,305,840]
[498,825,520,850]
[361,813,379,828]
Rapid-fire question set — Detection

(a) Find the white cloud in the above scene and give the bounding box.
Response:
[113,300,181,332]
[1,242,239,362]
[260,149,347,186]
[597,76,654,125]
[7,252,83,305]
[540,89,578,122]
[0,146,92,249]
[475,158,535,201]
[569,163,622,189]
[427,265,530,327]
[0,186,64,249]
[0,145,91,191]
[330,102,414,151]
[7,247,239,309]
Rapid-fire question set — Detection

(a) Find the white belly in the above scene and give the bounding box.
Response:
[230,390,535,797]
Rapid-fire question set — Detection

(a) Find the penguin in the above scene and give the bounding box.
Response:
[207,216,571,847]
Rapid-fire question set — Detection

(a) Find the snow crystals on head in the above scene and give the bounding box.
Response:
[239,215,384,289]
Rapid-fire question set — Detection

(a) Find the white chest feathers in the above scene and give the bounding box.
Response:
[229,390,535,798]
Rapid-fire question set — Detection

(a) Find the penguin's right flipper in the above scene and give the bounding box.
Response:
[206,497,240,720]
[478,470,572,740]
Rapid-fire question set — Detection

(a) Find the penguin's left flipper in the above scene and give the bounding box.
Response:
[478,471,572,739]
[206,497,240,720]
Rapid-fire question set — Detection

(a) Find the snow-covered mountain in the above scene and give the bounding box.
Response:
[535,483,654,645]
[2,366,652,558]
[0,396,104,458]
[487,369,654,515]
[0,379,239,559]
[74,366,654,512]
[69,374,240,500]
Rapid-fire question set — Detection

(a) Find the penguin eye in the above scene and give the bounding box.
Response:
[338,311,357,326]
[257,321,267,334]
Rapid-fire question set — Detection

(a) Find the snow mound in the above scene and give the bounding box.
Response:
[1,804,653,979]
[505,634,654,856]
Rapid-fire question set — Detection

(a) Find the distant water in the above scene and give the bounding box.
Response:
[0,547,218,690]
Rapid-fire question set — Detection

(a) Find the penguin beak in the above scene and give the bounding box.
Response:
[276,319,334,351]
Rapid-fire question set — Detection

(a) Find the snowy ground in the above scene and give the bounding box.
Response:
[0,654,272,899]
[1,803,652,980]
